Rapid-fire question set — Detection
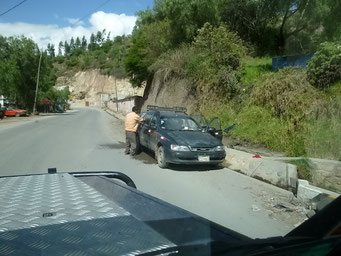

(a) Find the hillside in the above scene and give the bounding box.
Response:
[55,68,144,107]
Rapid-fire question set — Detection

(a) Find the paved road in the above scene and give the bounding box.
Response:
[0,107,301,238]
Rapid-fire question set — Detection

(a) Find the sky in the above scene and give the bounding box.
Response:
[0,0,154,48]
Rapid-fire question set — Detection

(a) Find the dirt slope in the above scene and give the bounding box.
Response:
[141,71,198,113]
[55,69,144,106]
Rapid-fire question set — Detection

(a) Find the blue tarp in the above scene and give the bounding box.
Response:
[272,55,313,69]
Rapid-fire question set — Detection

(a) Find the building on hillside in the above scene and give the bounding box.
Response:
[0,95,9,107]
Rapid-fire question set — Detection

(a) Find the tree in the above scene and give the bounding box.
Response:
[217,0,339,55]
[125,20,172,87]
[88,33,97,51]
[81,36,87,50]
[58,41,63,56]
[153,0,219,46]
[75,37,81,49]
[0,36,56,109]
[47,43,55,58]
[70,37,75,52]
[216,0,278,54]
[96,29,106,46]
[64,40,71,55]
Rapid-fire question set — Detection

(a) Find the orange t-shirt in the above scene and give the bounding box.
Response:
[125,112,144,132]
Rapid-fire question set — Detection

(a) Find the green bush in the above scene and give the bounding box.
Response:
[193,23,246,70]
[66,56,79,67]
[251,68,319,121]
[152,24,246,99]
[307,42,341,89]
[54,56,65,64]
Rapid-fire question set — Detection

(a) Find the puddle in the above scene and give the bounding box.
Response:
[98,142,125,149]
[133,152,157,165]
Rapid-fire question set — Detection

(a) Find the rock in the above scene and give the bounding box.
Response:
[252,205,261,211]
[306,209,316,218]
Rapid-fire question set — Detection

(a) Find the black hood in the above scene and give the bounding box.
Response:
[166,131,221,147]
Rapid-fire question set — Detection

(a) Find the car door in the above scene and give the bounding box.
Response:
[148,114,158,152]
[207,117,223,141]
[191,114,208,130]
[139,112,152,147]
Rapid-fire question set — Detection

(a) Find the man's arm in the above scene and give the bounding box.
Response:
[134,114,145,122]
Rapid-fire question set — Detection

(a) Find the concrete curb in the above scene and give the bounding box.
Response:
[266,156,341,192]
[103,107,340,200]
[103,108,119,119]
[224,147,340,200]
[223,147,297,190]
[297,179,339,202]
[103,108,126,120]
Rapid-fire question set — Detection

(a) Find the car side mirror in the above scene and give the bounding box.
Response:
[208,127,216,133]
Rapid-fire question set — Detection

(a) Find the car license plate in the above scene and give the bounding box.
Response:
[198,156,210,162]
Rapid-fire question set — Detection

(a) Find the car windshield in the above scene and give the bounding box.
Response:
[0,0,340,255]
[160,116,201,131]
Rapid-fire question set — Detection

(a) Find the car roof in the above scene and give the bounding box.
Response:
[145,110,188,116]
[158,111,188,117]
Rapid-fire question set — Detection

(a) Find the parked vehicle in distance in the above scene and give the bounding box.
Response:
[4,107,28,117]
[0,107,5,119]
[138,105,226,168]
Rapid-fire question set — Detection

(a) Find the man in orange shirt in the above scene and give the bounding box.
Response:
[125,106,145,156]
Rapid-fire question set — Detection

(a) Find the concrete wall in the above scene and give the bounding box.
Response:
[107,97,144,114]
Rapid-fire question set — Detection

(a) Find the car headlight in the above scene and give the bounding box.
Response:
[171,145,190,151]
[214,146,225,151]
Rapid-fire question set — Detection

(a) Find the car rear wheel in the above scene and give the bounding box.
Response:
[157,146,167,169]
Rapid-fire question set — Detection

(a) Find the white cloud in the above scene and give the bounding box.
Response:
[66,18,84,26]
[89,12,136,37]
[0,11,137,50]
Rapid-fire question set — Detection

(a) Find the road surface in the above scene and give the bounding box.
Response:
[0,107,305,238]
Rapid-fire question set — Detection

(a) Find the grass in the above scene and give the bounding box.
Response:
[326,81,341,98]
[241,57,273,83]
[304,115,341,161]
[287,158,313,181]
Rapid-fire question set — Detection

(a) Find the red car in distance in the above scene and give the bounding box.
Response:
[4,107,28,117]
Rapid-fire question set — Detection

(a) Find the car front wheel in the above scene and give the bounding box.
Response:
[157,146,168,169]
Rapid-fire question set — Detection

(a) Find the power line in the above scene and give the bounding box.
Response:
[0,0,28,17]
[77,0,113,24]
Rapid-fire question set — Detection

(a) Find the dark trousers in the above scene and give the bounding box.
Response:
[125,131,137,155]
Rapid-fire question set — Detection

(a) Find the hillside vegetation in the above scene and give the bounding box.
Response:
[124,0,341,160]
[0,36,69,110]
[1,0,340,160]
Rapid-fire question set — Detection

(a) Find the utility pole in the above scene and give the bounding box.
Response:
[33,50,42,114]
[115,75,118,112]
